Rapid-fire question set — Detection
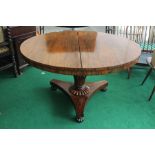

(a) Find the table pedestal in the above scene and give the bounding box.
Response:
[50,76,108,122]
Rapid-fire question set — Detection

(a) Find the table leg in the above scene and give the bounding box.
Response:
[50,75,108,122]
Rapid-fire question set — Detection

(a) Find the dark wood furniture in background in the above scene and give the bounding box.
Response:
[7,26,36,75]
[39,26,44,34]
[20,31,141,122]
[0,27,18,76]
[57,26,88,30]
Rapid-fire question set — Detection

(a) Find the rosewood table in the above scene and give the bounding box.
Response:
[20,31,141,122]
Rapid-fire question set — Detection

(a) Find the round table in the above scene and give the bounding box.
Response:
[20,31,141,122]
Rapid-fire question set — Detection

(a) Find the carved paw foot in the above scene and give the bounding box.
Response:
[100,87,107,92]
[76,117,84,123]
[50,83,57,91]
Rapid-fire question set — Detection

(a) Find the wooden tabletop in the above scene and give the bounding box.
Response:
[20,31,141,75]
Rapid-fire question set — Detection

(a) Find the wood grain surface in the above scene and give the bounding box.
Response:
[20,31,141,75]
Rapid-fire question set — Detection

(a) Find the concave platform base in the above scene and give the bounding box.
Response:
[50,76,108,122]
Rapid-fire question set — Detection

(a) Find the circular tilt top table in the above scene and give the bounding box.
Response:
[20,31,141,122]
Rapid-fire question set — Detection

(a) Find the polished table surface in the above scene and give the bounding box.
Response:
[20,31,141,122]
[21,31,141,75]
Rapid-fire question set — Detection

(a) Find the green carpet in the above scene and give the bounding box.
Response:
[0,66,155,129]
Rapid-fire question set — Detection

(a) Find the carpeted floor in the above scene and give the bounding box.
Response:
[0,66,155,129]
